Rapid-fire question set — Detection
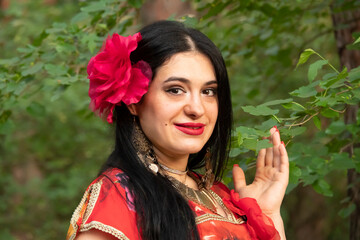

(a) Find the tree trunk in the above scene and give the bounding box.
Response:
[331,2,360,239]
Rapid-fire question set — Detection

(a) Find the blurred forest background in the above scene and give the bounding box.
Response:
[1,0,360,239]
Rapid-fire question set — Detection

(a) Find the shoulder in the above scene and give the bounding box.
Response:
[66,168,140,240]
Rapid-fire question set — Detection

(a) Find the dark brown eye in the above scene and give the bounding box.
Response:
[202,88,217,96]
[166,87,185,95]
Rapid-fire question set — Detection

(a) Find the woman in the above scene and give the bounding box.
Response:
[67,20,288,240]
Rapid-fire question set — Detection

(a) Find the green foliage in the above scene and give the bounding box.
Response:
[1,0,359,239]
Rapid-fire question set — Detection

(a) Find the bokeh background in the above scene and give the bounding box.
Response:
[1,0,360,239]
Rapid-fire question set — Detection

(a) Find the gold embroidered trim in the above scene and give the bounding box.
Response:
[67,180,103,240]
[81,221,130,240]
[82,181,102,224]
[195,213,245,225]
[208,189,238,222]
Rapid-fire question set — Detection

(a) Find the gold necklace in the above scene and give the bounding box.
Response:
[169,175,218,214]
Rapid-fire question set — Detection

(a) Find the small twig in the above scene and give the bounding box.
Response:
[329,106,347,113]
[285,112,319,127]
[340,143,353,154]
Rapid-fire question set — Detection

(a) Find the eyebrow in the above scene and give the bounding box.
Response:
[163,77,217,85]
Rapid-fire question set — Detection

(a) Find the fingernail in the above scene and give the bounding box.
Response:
[281,141,285,147]
[234,164,239,168]
[273,125,278,129]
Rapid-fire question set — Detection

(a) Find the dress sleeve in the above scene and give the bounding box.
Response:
[212,182,280,240]
[66,170,140,240]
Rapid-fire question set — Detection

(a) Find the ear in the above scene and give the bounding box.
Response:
[127,103,138,116]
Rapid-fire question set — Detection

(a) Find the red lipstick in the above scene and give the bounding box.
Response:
[174,122,205,135]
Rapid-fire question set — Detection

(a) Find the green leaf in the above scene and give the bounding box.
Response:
[354,36,360,44]
[315,96,338,107]
[44,64,68,76]
[0,57,19,66]
[289,161,301,184]
[313,179,333,197]
[325,121,346,135]
[236,126,258,138]
[280,127,306,137]
[81,1,107,12]
[242,105,279,116]
[33,30,49,47]
[308,59,328,82]
[26,102,46,117]
[296,48,316,69]
[313,116,321,130]
[330,153,355,170]
[321,108,339,118]
[0,110,12,124]
[71,12,91,24]
[229,148,241,158]
[242,138,257,151]
[81,34,99,53]
[259,98,293,107]
[128,0,143,8]
[203,2,230,20]
[339,203,356,218]
[256,139,273,151]
[290,81,318,98]
[21,62,44,76]
[256,118,278,131]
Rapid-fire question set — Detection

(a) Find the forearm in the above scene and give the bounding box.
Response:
[268,213,286,240]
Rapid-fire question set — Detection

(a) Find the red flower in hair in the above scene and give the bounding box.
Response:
[87,32,152,123]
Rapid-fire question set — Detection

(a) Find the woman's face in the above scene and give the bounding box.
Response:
[130,51,218,160]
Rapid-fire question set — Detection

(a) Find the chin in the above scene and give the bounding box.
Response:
[178,145,205,155]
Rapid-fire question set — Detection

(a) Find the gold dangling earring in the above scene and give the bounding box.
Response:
[131,116,159,174]
[199,147,215,190]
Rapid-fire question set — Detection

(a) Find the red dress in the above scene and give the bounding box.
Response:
[66,168,279,240]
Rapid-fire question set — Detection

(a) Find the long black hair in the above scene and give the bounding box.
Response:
[100,21,233,240]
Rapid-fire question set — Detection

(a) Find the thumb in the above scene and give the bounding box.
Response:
[233,164,246,192]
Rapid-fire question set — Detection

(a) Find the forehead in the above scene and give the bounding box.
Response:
[153,51,216,82]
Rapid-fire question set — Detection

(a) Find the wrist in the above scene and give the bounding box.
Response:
[266,212,286,240]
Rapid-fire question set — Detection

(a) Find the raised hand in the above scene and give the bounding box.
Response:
[232,126,289,216]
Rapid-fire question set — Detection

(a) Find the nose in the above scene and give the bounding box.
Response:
[184,94,205,119]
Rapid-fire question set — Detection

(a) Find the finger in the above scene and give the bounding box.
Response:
[257,148,266,168]
[273,130,281,170]
[233,164,246,192]
[265,127,276,166]
[279,142,289,175]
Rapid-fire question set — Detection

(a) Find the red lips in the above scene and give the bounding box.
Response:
[174,122,205,135]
